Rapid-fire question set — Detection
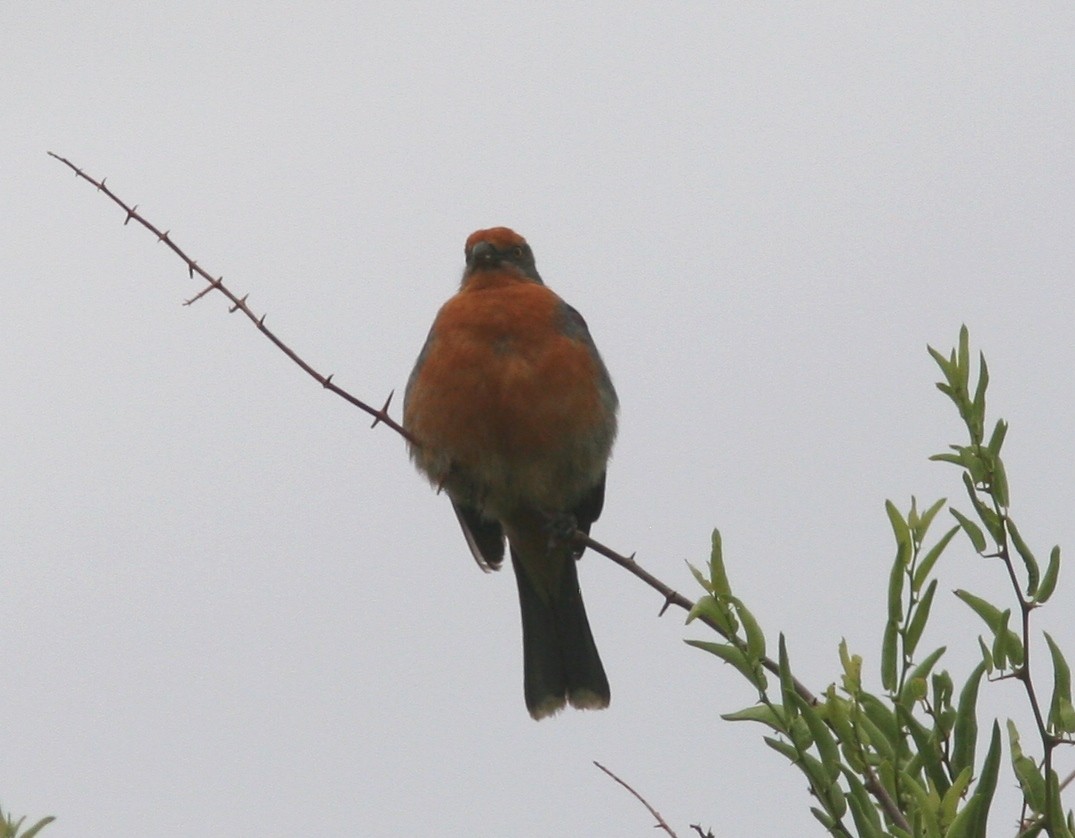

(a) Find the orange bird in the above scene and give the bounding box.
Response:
[403,227,618,719]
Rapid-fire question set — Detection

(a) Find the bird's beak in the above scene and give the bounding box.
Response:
[469,241,496,264]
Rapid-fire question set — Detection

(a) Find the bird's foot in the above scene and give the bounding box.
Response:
[543,511,580,554]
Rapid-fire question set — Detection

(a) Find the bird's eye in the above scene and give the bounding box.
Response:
[510,246,524,259]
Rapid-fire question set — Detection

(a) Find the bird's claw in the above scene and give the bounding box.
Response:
[544,511,579,552]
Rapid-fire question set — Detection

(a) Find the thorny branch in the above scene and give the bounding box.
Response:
[46,152,412,445]
[50,152,910,832]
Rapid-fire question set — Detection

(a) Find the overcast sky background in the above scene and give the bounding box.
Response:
[4,4,1075,836]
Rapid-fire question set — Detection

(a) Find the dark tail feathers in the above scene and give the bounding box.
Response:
[511,549,610,720]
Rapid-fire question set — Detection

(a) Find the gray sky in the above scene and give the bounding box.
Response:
[4,4,1075,835]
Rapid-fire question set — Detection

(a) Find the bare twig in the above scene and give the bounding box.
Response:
[594,761,678,837]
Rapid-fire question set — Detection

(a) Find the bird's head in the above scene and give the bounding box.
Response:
[462,227,543,285]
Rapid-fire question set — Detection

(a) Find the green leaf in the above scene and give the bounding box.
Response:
[765,735,834,804]
[954,590,1024,667]
[1008,719,1047,814]
[877,761,898,808]
[1007,518,1041,597]
[905,579,939,659]
[1033,546,1062,605]
[1045,769,1075,838]
[887,538,906,626]
[686,593,736,635]
[915,497,949,544]
[930,452,965,467]
[764,734,798,763]
[928,343,954,380]
[992,608,1013,670]
[881,620,899,692]
[821,780,847,821]
[1044,632,1075,734]
[734,598,766,662]
[907,644,950,683]
[799,747,838,803]
[853,706,895,762]
[914,525,959,592]
[953,445,988,485]
[951,662,986,776]
[971,350,989,430]
[860,693,900,755]
[991,454,1010,508]
[954,587,1003,625]
[790,691,841,783]
[687,560,712,594]
[898,703,949,796]
[987,418,1008,456]
[709,528,731,596]
[971,721,1003,836]
[945,795,983,838]
[932,669,954,712]
[950,509,987,553]
[975,638,993,677]
[684,639,763,688]
[899,645,947,707]
[886,500,913,564]
[958,325,970,390]
[824,690,859,766]
[788,715,813,751]
[940,765,974,828]
[900,771,942,837]
[777,635,798,718]
[20,818,57,838]
[908,495,921,534]
[808,806,836,831]
[841,768,884,835]
[961,472,1004,542]
[839,639,862,696]
[721,703,787,731]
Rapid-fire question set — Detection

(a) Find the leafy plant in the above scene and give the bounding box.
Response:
[0,805,53,838]
[688,327,1073,836]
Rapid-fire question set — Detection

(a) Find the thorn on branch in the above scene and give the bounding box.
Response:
[188,261,197,278]
[258,313,267,326]
[371,390,395,429]
[99,177,107,190]
[659,592,677,617]
[124,205,139,225]
[158,229,171,243]
[229,294,249,314]
[323,374,334,388]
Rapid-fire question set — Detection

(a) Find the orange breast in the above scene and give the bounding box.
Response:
[405,281,611,510]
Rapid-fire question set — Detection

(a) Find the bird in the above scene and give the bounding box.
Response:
[403,227,618,719]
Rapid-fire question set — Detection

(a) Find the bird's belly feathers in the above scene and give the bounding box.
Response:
[404,290,614,514]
